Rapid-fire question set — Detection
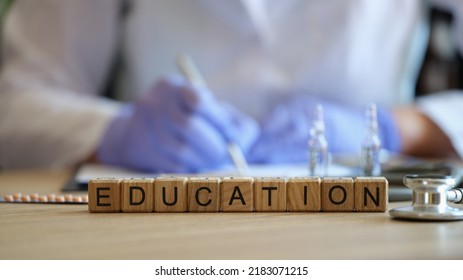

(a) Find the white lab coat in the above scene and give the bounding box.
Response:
[0,0,462,169]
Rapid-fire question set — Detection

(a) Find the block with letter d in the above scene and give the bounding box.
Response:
[121,178,154,212]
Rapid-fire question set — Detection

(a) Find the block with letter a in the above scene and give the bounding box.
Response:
[221,177,254,212]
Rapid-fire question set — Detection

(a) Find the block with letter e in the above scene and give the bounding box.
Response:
[354,177,388,212]
[321,177,354,212]
[88,178,121,213]
[221,177,253,212]
[121,178,154,213]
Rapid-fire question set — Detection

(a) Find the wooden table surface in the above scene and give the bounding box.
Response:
[0,169,462,260]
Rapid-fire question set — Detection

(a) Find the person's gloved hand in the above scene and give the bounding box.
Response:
[97,75,259,173]
[247,95,401,163]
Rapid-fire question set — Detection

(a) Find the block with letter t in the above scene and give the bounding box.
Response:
[254,177,287,212]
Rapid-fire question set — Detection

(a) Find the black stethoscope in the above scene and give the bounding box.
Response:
[390,174,463,221]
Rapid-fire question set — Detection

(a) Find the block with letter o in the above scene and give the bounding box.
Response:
[321,177,354,211]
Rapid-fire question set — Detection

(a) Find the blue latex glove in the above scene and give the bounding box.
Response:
[97,76,259,173]
[248,96,401,163]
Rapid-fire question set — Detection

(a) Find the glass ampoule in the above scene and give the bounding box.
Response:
[360,103,381,176]
[308,104,328,176]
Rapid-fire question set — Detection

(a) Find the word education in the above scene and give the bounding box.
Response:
[88,176,388,213]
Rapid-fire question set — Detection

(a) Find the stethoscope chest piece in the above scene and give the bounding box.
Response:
[389,174,463,221]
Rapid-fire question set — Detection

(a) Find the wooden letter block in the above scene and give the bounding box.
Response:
[354,177,388,212]
[154,177,188,212]
[188,177,220,212]
[287,177,321,212]
[121,178,154,213]
[321,177,354,212]
[221,177,253,212]
[88,178,121,213]
[254,177,287,212]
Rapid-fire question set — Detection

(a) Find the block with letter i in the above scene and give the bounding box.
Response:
[254,177,287,212]
[287,177,321,212]
[188,177,221,212]
[354,177,388,212]
[221,177,253,212]
[154,177,188,212]
[321,177,354,212]
[121,178,154,213]
[88,178,121,213]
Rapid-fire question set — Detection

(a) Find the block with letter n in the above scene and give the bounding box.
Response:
[354,177,388,212]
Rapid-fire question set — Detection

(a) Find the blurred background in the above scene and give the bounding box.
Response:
[415,6,463,95]
[0,0,462,175]
[1,1,462,100]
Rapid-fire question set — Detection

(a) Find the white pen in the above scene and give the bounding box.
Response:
[176,54,250,175]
